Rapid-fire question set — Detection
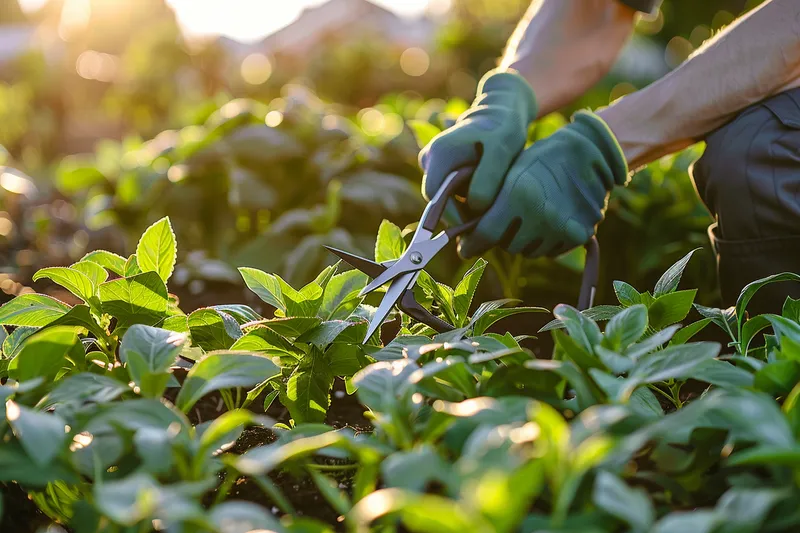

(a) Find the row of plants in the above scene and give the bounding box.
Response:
[44,86,715,312]
[1,216,799,532]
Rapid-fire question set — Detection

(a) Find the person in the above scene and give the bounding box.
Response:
[420,0,800,314]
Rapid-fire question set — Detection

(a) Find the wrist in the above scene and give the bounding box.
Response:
[474,69,539,122]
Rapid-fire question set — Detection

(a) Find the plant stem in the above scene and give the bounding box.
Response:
[213,467,237,506]
[307,463,359,471]
[253,475,295,515]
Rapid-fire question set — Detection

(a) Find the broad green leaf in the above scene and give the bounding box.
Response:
[0,294,70,327]
[136,216,177,283]
[254,316,322,338]
[33,267,97,306]
[44,373,128,409]
[648,290,697,330]
[175,351,280,412]
[70,260,108,287]
[691,358,754,388]
[231,327,304,363]
[539,305,622,333]
[554,304,602,354]
[592,472,654,533]
[375,220,406,263]
[369,335,432,361]
[210,304,263,325]
[553,328,604,371]
[736,273,800,333]
[197,409,269,457]
[783,296,800,323]
[2,326,37,358]
[727,445,800,467]
[651,511,717,533]
[327,343,366,376]
[653,249,699,297]
[124,254,142,277]
[469,298,520,327]
[319,270,368,320]
[6,401,68,467]
[0,441,78,486]
[694,303,737,341]
[754,360,800,396]
[49,304,107,340]
[99,272,168,328]
[11,327,79,382]
[624,342,720,398]
[603,304,648,351]
[453,259,487,327]
[613,281,642,307]
[81,250,126,276]
[527,359,600,411]
[382,445,453,492]
[278,276,325,317]
[629,387,663,419]
[296,320,359,347]
[670,318,712,346]
[415,271,456,326]
[120,325,186,397]
[281,348,334,423]
[239,267,285,312]
[354,359,416,413]
[188,308,241,351]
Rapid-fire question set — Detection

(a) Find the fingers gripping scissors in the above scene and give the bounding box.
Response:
[325,167,600,343]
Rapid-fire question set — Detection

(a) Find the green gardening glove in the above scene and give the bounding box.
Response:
[458,111,629,259]
[420,69,538,212]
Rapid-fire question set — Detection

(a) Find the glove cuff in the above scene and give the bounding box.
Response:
[571,110,630,188]
[475,69,539,122]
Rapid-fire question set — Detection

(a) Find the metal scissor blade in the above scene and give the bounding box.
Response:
[323,246,386,279]
[364,271,414,343]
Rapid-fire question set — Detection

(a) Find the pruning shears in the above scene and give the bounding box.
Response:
[325,167,599,343]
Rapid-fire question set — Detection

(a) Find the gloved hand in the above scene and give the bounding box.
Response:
[420,69,538,212]
[458,110,629,259]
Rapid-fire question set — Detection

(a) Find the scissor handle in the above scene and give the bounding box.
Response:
[577,236,600,311]
[420,167,475,233]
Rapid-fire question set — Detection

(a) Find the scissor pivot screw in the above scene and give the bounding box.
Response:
[409,252,423,264]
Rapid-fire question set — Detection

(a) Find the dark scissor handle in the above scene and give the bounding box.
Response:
[577,236,599,311]
[420,166,479,236]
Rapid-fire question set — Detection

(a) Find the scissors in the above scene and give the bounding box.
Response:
[325,167,600,343]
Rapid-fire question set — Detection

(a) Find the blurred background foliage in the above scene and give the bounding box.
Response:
[0,0,768,312]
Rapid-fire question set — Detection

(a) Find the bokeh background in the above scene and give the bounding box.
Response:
[0,0,768,315]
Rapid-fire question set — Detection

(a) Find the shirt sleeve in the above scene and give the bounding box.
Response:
[618,0,661,14]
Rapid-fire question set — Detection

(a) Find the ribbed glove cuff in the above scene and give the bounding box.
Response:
[571,110,630,188]
[475,69,539,123]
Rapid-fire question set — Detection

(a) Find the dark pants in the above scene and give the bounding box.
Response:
[691,87,800,316]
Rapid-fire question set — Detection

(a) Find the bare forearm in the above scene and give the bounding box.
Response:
[598,0,800,170]
[500,0,638,116]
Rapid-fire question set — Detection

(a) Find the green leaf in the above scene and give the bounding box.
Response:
[453,259,487,327]
[648,290,697,330]
[255,317,322,339]
[281,348,334,423]
[175,351,280,412]
[737,314,772,355]
[737,273,800,332]
[319,270,368,320]
[624,342,720,398]
[670,318,712,346]
[327,343,365,376]
[694,304,737,341]
[614,281,642,307]
[297,320,362,348]
[239,267,285,313]
[99,272,168,329]
[783,296,800,323]
[369,335,432,361]
[11,327,79,382]
[5,401,68,467]
[32,267,98,308]
[197,409,268,458]
[124,254,142,277]
[120,325,186,397]
[71,260,108,287]
[629,387,664,419]
[603,304,648,351]
[2,326,37,358]
[44,373,128,409]
[188,308,241,351]
[593,472,654,533]
[208,501,284,533]
[554,304,602,354]
[651,511,717,533]
[230,327,304,364]
[727,445,800,467]
[691,358,755,388]
[210,304,263,325]
[354,359,416,412]
[539,305,622,333]
[135,216,177,283]
[279,276,325,317]
[49,304,107,340]
[374,220,406,263]
[0,294,70,327]
[382,445,453,492]
[754,360,800,396]
[653,249,699,297]
[81,250,127,277]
